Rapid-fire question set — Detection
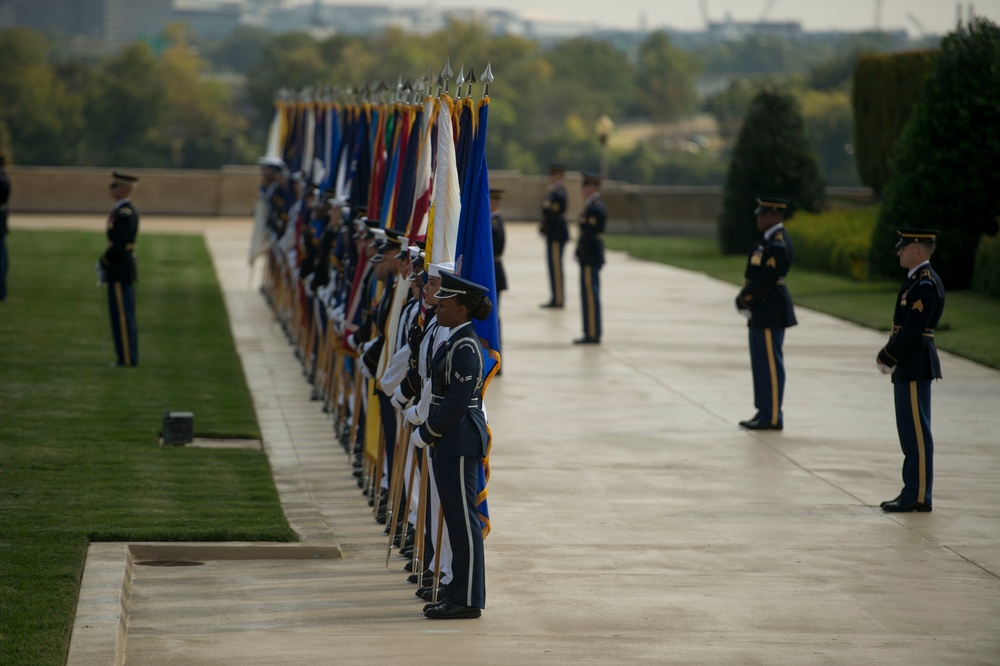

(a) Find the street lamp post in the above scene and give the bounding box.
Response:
[595,114,615,180]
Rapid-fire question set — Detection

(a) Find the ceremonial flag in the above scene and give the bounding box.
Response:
[392,105,420,233]
[349,104,372,213]
[408,97,436,240]
[320,103,342,191]
[301,102,316,181]
[264,103,285,159]
[427,95,460,264]
[453,96,498,538]
[366,104,388,221]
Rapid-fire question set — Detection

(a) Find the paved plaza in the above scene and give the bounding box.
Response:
[43,216,1000,665]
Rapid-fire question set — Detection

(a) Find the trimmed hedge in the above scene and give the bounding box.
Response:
[785,207,879,280]
[869,19,1000,289]
[852,50,936,195]
[973,234,1000,298]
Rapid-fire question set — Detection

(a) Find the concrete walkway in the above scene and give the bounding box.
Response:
[49,215,1000,665]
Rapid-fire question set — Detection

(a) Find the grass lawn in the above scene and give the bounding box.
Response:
[0,230,296,665]
[606,235,1000,370]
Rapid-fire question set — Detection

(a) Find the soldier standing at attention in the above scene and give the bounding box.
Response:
[99,171,140,367]
[735,196,797,429]
[490,188,507,366]
[540,164,568,308]
[877,228,945,513]
[573,173,606,344]
[0,148,10,302]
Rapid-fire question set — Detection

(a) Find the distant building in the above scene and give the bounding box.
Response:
[175,2,242,40]
[706,18,803,41]
[0,0,172,53]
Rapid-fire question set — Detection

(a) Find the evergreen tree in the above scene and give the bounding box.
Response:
[718,90,826,254]
[869,18,1000,288]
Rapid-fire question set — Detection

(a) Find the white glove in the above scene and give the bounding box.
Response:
[404,405,421,426]
[95,262,107,285]
[360,362,373,379]
[877,361,895,375]
[410,427,428,449]
[738,309,752,319]
[392,386,409,411]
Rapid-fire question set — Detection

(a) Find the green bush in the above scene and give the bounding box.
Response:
[718,90,826,254]
[786,207,879,279]
[852,50,936,195]
[870,18,1000,289]
[973,233,1000,298]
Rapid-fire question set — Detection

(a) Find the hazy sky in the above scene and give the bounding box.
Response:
[274,0,1000,35]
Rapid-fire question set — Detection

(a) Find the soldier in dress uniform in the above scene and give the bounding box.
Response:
[99,171,140,367]
[574,173,606,344]
[490,188,506,367]
[0,147,10,302]
[735,196,797,429]
[0,148,10,301]
[411,271,493,620]
[876,228,945,513]
[540,164,568,308]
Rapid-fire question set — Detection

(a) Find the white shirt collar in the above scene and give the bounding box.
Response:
[763,222,784,240]
[907,260,930,279]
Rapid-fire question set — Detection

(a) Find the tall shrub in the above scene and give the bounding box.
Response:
[869,18,1000,288]
[718,90,826,254]
[852,50,936,195]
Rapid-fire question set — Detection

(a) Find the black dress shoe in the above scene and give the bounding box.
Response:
[572,337,600,345]
[882,499,932,513]
[422,599,448,613]
[420,584,448,602]
[540,302,563,309]
[879,494,903,508]
[425,601,481,619]
[739,418,782,430]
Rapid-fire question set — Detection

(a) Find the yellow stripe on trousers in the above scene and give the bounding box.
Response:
[550,241,563,305]
[114,282,132,366]
[909,381,927,504]
[764,329,778,426]
[584,266,596,339]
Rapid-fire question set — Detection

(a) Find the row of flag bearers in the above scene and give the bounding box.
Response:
[251,66,498,619]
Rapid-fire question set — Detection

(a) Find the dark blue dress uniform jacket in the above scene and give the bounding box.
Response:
[540,181,569,243]
[877,263,945,383]
[575,194,607,267]
[492,211,507,292]
[417,322,488,459]
[101,200,139,283]
[735,226,797,329]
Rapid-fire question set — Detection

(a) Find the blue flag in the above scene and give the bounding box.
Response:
[454,97,497,537]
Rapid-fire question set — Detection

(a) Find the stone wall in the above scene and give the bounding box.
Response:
[5,165,874,236]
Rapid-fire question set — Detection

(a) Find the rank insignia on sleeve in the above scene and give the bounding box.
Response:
[750,251,762,266]
[912,299,923,312]
[765,257,777,268]
[587,216,596,225]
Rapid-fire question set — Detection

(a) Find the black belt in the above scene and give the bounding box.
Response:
[431,394,481,409]
[891,325,935,337]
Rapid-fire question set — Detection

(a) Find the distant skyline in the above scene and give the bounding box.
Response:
[259,0,1000,35]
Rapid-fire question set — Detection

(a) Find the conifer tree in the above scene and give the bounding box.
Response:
[718,90,825,254]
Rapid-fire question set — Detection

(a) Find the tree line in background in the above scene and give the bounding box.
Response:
[0,20,922,186]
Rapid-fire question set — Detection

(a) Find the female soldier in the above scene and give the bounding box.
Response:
[410,272,492,620]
